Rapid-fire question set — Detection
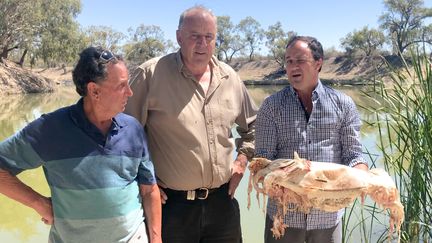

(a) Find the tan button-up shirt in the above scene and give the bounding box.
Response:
[125,52,257,190]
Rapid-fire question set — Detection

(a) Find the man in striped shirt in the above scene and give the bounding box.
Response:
[255,36,368,243]
[0,47,161,243]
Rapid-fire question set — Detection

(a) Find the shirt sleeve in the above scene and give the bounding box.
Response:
[0,120,45,175]
[136,128,156,185]
[254,96,278,160]
[340,97,367,167]
[235,82,258,161]
[125,66,150,126]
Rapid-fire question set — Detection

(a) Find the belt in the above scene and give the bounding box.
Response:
[164,183,228,201]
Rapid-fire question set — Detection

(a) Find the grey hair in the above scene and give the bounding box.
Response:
[178,5,217,30]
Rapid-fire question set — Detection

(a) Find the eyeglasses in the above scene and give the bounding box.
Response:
[99,50,117,64]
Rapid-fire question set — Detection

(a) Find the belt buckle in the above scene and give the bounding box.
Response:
[197,188,209,200]
[186,190,196,200]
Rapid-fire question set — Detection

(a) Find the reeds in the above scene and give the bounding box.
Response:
[343,50,432,243]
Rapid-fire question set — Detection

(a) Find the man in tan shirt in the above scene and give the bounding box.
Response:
[125,5,257,243]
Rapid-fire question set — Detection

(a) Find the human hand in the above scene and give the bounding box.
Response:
[354,163,368,171]
[229,154,248,198]
[33,196,53,225]
[158,186,168,204]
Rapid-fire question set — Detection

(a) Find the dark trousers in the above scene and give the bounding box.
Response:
[264,215,342,243]
[162,184,242,243]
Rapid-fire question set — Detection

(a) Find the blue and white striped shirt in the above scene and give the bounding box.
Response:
[255,80,366,230]
[0,99,156,242]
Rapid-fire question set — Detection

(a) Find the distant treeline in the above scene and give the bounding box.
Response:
[1,0,431,68]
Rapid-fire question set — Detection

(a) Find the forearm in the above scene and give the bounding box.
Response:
[234,153,248,172]
[140,184,162,243]
[0,169,46,211]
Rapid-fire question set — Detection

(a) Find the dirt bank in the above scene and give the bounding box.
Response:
[1,55,390,94]
[0,60,55,95]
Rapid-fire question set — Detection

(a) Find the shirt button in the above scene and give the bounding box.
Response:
[308,140,312,144]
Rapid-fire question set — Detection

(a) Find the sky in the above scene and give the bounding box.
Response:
[76,0,432,52]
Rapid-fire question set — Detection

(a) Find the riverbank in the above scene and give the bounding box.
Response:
[0,60,55,95]
[1,55,392,94]
[236,55,390,86]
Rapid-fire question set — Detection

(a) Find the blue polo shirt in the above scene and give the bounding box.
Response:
[0,99,156,243]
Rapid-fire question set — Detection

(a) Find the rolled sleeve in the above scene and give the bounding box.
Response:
[341,98,367,168]
[235,83,258,161]
[0,124,44,175]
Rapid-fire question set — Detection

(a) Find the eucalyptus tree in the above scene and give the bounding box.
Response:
[216,15,243,63]
[123,24,167,64]
[0,0,82,66]
[0,0,39,60]
[265,22,296,69]
[36,0,82,66]
[84,25,126,53]
[379,0,432,55]
[341,26,385,57]
[237,16,264,61]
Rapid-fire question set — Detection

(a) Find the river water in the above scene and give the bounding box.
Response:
[0,85,390,243]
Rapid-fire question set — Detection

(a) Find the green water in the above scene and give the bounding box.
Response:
[0,85,386,243]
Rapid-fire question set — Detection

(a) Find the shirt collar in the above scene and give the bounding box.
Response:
[174,51,229,81]
[69,98,124,134]
[287,79,324,100]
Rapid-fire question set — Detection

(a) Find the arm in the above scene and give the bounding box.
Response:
[340,97,368,169]
[139,184,162,243]
[230,83,258,197]
[0,169,53,224]
[228,153,247,198]
[254,96,278,160]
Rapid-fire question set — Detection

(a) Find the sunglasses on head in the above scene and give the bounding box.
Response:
[99,50,117,64]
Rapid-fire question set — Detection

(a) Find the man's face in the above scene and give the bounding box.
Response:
[285,40,322,92]
[96,62,132,117]
[176,11,217,70]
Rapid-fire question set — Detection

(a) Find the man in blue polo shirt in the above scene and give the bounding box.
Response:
[0,47,161,243]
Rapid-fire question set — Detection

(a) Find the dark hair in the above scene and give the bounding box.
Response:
[178,5,216,30]
[285,36,323,72]
[72,46,123,96]
[286,36,324,61]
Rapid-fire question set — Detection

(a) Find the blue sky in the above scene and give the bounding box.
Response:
[76,0,432,52]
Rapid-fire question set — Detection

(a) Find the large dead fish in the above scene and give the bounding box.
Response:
[247,152,404,242]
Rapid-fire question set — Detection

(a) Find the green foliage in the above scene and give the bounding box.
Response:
[264,22,296,69]
[237,16,264,61]
[0,0,83,66]
[35,0,83,66]
[123,24,168,64]
[359,50,432,242]
[84,25,126,53]
[379,0,432,55]
[216,16,244,63]
[0,0,43,59]
[341,26,385,57]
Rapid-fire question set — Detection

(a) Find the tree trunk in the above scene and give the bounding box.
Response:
[1,45,19,60]
[1,46,9,59]
[18,49,28,67]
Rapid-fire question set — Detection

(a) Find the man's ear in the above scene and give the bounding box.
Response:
[316,59,323,71]
[176,29,182,45]
[87,82,99,99]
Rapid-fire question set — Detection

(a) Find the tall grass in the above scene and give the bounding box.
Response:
[346,50,432,243]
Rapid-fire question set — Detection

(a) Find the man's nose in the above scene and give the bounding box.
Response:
[126,84,133,96]
[196,36,208,45]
